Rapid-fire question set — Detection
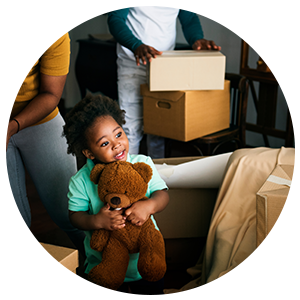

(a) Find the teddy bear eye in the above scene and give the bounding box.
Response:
[124,191,128,194]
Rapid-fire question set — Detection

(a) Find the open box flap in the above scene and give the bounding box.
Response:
[154,152,232,189]
[140,83,185,102]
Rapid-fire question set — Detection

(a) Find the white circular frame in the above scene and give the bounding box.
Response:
[4,3,297,299]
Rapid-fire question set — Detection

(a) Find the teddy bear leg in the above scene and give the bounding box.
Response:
[88,239,129,290]
[138,226,167,282]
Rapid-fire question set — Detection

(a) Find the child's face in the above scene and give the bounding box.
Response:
[82,116,129,163]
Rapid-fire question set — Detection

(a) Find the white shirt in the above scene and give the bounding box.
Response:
[117,6,179,63]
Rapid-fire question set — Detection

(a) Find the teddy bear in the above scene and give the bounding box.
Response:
[87,160,167,290]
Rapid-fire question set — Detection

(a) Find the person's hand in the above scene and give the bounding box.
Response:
[192,39,221,51]
[94,204,126,231]
[6,119,19,150]
[134,44,162,66]
[124,200,153,226]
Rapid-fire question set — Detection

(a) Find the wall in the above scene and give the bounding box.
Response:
[63,11,289,148]
[63,14,110,108]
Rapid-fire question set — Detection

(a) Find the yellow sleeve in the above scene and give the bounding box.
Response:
[39,33,70,76]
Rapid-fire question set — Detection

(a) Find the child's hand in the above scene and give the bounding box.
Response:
[94,204,126,231]
[134,44,162,66]
[124,190,169,226]
[124,200,154,226]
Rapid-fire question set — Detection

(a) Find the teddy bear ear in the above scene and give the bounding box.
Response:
[90,163,106,184]
[132,162,153,184]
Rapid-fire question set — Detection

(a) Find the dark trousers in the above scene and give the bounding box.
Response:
[118,278,164,295]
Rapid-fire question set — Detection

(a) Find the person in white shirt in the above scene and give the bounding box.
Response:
[108,7,221,158]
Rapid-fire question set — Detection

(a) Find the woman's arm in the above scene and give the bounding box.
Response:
[6,73,66,148]
[11,73,66,130]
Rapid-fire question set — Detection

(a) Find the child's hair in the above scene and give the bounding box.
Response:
[62,93,125,157]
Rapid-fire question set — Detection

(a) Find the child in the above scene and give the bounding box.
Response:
[62,94,169,294]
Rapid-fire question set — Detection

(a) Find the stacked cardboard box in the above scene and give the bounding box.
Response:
[147,50,226,91]
[11,237,78,298]
[153,157,218,268]
[142,50,229,142]
[256,165,298,298]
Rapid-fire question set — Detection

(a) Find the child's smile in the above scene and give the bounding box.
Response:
[115,150,126,160]
[82,116,129,163]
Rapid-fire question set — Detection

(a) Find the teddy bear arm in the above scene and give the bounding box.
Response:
[90,229,110,252]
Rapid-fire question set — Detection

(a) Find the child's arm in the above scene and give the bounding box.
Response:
[69,204,126,231]
[124,189,169,226]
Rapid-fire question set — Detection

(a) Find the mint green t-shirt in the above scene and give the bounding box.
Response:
[68,154,168,282]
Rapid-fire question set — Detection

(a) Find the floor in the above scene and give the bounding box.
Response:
[27,136,237,291]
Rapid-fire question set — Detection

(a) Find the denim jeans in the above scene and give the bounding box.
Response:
[6,113,85,255]
[117,57,165,158]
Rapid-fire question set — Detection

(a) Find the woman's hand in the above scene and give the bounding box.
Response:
[6,119,19,150]
[134,44,162,66]
[192,39,221,51]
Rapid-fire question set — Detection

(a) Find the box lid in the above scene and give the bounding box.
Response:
[140,84,184,102]
[11,237,78,295]
[155,50,224,58]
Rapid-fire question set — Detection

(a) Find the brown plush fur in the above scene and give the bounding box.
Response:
[88,161,166,290]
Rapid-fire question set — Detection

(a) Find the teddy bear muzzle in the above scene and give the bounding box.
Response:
[111,197,121,205]
[105,193,131,209]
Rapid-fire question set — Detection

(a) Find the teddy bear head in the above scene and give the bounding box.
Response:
[90,161,153,209]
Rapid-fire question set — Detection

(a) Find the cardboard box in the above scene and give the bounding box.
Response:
[256,165,298,298]
[141,80,230,142]
[8,202,15,236]
[153,157,218,268]
[11,237,78,298]
[147,50,226,91]
[153,157,218,239]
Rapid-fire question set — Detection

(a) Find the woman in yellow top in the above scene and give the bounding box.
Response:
[6,33,85,256]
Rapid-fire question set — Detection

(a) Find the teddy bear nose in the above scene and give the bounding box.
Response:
[110,197,121,205]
